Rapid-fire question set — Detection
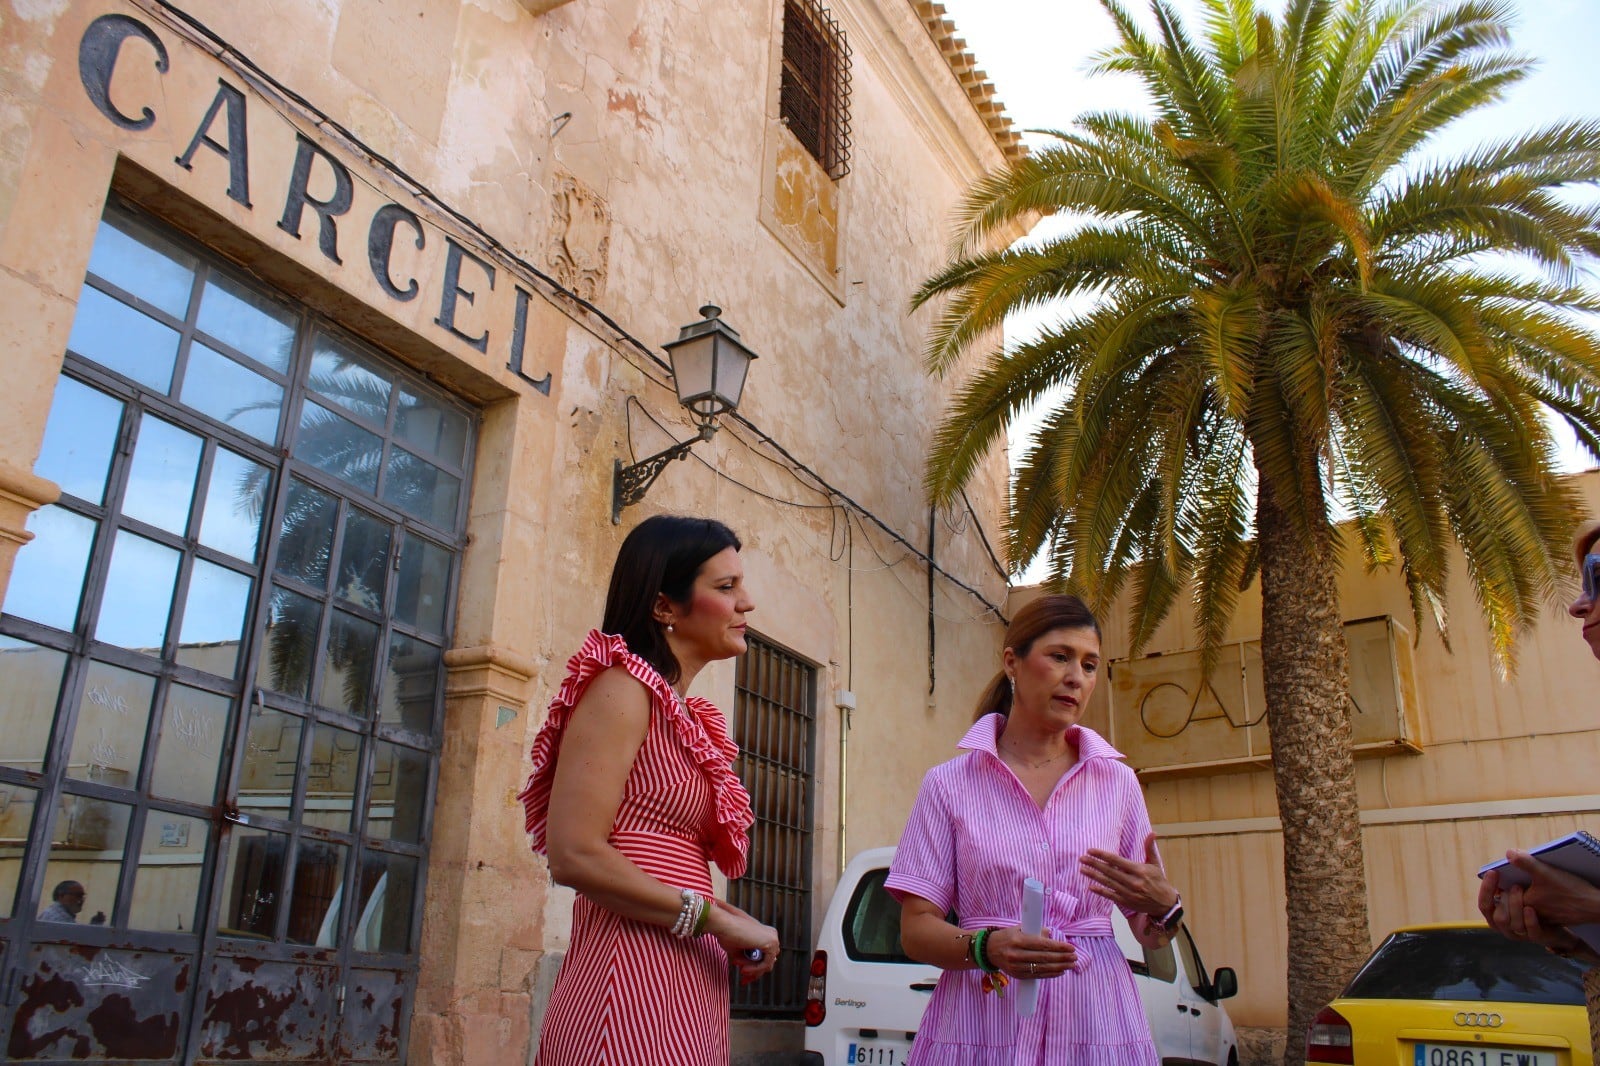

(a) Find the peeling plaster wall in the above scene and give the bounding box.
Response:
[0,0,1015,1062]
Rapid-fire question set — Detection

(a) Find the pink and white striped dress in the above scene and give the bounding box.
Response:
[886,714,1161,1066]
[518,631,755,1066]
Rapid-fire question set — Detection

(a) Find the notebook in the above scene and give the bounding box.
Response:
[1478,830,1600,954]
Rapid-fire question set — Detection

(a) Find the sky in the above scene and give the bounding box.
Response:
[931,0,1600,502]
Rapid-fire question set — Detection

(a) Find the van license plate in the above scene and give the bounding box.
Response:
[1414,1045,1556,1066]
[849,1040,910,1064]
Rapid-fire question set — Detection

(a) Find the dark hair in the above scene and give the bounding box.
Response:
[974,594,1101,721]
[52,880,84,901]
[602,515,742,685]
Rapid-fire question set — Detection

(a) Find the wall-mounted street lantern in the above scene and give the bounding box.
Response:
[612,305,758,523]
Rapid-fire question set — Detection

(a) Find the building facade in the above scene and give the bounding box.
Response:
[0,1,1019,1061]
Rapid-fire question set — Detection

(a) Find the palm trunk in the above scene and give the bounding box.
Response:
[1255,475,1371,1066]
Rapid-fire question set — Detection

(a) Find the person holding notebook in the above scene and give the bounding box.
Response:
[1478,519,1600,961]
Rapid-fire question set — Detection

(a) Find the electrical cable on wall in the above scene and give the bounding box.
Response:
[142,0,1010,626]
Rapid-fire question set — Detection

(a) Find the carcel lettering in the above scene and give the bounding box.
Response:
[76,12,550,394]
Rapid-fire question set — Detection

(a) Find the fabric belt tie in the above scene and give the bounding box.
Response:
[960,915,1113,937]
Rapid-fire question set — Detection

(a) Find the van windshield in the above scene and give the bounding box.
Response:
[844,868,913,963]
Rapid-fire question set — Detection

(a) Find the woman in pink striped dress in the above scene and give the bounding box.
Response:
[518,515,780,1066]
[887,595,1183,1066]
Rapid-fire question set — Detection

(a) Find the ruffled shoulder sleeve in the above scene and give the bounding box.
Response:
[682,694,754,878]
[516,631,755,879]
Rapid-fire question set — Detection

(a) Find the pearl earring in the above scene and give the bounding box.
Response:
[666,622,675,633]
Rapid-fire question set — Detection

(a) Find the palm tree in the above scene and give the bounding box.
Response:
[914,1,1600,1058]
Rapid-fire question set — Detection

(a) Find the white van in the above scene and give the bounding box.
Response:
[801,847,1239,1066]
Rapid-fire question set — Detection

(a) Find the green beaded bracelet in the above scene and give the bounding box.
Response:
[971,927,999,973]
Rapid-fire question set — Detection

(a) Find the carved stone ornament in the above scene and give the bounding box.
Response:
[548,172,611,301]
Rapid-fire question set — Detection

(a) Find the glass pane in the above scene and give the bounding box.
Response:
[319,611,378,716]
[179,342,285,443]
[289,837,348,947]
[378,633,440,733]
[382,447,460,528]
[199,448,270,562]
[195,272,296,373]
[122,415,203,535]
[334,508,390,610]
[86,212,198,318]
[0,636,67,771]
[2,505,96,631]
[67,660,156,788]
[367,740,428,844]
[130,811,207,932]
[309,335,391,424]
[218,826,287,939]
[150,684,231,804]
[305,721,361,832]
[65,285,180,393]
[0,785,40,917]
[176,559,251,677]
[294,400,381,493]
[394,534,450,635]
[395,387,468,467]
[257,586,321,700]
[95,531,180,652]
[34,377,123,504]
[239,705,304,820]
[274,478,337,587]
[42,793,131,927]
[352,850,416,954]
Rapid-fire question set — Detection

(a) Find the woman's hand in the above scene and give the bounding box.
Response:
[706,898,780,984]
[982,926,1077,979]
[1129,911,1175,952]
[1081,832,1178,916]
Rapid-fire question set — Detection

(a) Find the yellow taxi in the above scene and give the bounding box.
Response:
[1306,923,1592,1066]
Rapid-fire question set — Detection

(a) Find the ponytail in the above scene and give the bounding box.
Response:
[972,670,1013,721]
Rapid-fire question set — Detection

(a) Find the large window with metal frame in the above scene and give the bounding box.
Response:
[0,202,472,1061]
[779,0,852,180]
[728,634,816,1016]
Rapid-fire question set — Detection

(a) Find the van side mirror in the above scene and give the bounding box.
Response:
[1211,967,1238,1000]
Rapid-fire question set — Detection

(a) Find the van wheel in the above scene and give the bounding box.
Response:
[1226,1047,1239,1066]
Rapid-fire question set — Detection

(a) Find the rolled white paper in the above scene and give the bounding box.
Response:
[1016,878,1045,1016]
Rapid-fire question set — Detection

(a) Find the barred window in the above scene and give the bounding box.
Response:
[780,0,852,180]
[729,634,816,1016]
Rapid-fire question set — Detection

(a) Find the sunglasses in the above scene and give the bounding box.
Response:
[1585,552,1600,601]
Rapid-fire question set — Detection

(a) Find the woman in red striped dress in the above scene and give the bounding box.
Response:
[519,515,780,1066]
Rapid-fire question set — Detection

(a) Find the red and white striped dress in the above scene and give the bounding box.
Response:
[518,631,754,1066]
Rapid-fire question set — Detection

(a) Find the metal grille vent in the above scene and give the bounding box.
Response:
[780,0,852,180]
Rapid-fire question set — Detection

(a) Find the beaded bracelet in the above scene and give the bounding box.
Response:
[692,896,712,936]
[670,889,701,937]
[971,928,999,973]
